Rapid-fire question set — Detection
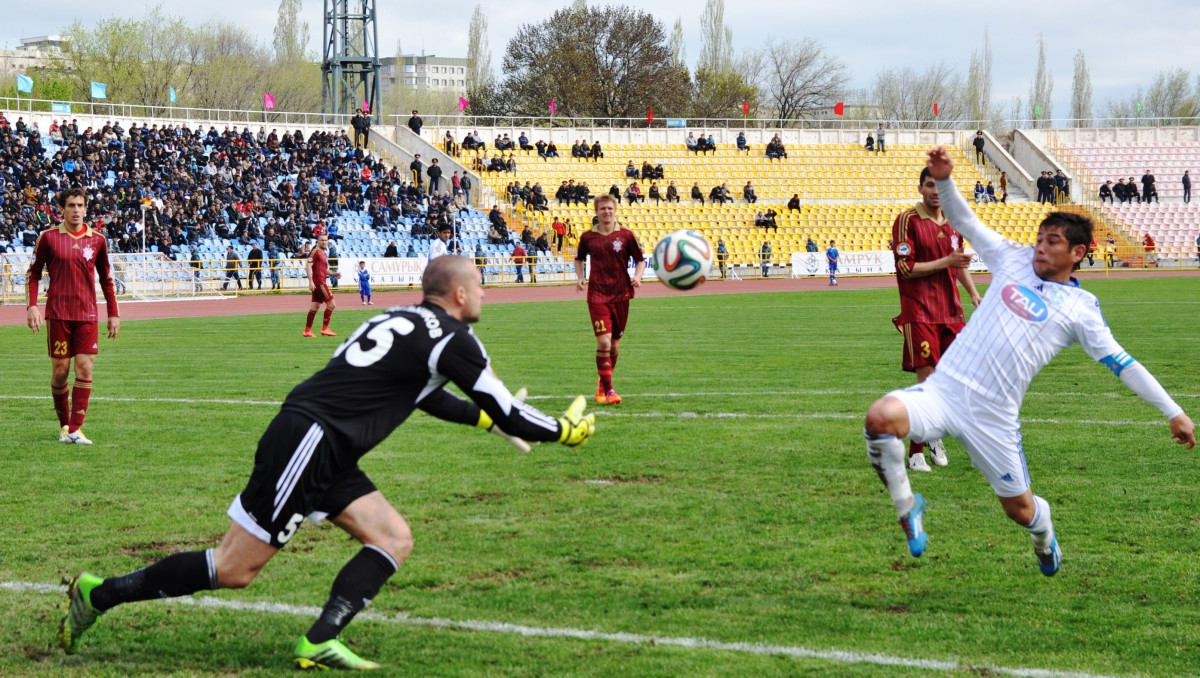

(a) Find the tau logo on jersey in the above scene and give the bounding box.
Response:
[1001,284,1048,322]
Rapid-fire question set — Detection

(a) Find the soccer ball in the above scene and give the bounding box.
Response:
[652,229,714,291]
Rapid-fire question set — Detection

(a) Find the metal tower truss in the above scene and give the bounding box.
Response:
[321,0,380,121]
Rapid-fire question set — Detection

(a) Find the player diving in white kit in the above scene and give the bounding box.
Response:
[863,146,1195,576]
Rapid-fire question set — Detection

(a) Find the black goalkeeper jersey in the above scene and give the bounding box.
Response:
[281,301,562,457]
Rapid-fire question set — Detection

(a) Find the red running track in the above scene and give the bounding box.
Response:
[1,270,1195,326]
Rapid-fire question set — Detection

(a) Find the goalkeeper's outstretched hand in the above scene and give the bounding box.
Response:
[557,395,596,448]
[477,387,533,453]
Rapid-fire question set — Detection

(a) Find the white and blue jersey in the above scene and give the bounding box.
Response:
[886,177,1182,497]
[357,268,371,295]
[826,246,839,271]
[933,178,1126,416]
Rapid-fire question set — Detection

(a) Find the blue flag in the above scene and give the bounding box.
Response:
[91,81,107,99]
[16,74,33,93]
[169,86,176,103]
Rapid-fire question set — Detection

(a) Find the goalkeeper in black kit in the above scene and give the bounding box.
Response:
[58,255,596,670]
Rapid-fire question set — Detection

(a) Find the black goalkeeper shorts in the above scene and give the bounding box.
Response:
[228,410,376,548]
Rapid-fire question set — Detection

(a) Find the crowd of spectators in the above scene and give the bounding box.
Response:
[1035,170,1071,204]
[0,110,463,262]
[624,160,666,181]
[504,181,550,211]
[554,180,593,206]
[972,180,1000,203]
[1097,171,1159,204]
[685,133,717,154]
[474,153,518,174]
[765,135,788,160]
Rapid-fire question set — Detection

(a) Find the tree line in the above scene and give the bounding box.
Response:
[5,0,1198,128]
[5,2,318,115]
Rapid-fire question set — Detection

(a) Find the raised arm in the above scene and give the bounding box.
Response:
[927,146,1007,264]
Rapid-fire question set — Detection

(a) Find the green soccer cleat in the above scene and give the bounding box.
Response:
[294,636,381,671]
[59,572,104,654]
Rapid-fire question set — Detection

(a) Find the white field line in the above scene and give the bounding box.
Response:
[0,580,1130,678]
[0,388,1196,405]
[594,411,1165,427]
[0,391,1183,428]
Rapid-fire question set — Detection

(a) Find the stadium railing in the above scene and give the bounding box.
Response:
[4,252,229,304]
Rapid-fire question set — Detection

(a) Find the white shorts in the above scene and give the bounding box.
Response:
[887,374,1030,498]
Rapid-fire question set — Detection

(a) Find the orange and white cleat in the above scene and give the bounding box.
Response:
[320,327,337,337]
[302,328,315,337]
[604,389,622,405]
[595,379,607,404]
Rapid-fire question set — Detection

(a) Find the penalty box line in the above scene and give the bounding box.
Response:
[0,580,1129,678]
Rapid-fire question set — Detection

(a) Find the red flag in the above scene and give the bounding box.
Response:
[833,101,844,116]
[548,98,556,116]
[933,102,940,116]
[458,96,469,112]
[648,106,654,124]
[263,92,275,110]
[742,99,749,115]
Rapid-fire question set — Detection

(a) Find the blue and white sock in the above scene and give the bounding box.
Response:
[865,430,914,517]
[1025,495,1055,551]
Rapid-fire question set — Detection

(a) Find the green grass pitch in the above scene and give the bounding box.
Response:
[1,277,1198,677]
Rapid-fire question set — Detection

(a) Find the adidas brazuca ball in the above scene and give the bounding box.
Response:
[652,229,714,291]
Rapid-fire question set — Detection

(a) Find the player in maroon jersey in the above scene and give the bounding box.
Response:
[26,187,120,445]
[304,234,339,337]
[574,193,645,405]
[891,167,982,471]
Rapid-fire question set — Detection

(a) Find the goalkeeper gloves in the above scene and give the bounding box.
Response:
[475,387,533,453]
[557,395,596,448]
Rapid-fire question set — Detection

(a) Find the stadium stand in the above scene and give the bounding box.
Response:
[472,142,1067,266]
[0,111,574,296]
[1054,140,1200,263]
[1097,203,1200,256]
[1056,141,1198,201]
[1,106,1190,294]
[471,143,990,203]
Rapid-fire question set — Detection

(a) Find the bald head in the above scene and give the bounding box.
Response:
[423,255,484,323]
[422,254,474,298]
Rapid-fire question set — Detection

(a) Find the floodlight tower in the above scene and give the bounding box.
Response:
[321,0,380,122]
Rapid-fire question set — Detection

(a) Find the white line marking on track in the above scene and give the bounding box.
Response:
[0,580,1131,678]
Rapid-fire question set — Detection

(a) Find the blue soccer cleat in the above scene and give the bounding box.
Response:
[1037,537,1062,577]
[898,494,928,557]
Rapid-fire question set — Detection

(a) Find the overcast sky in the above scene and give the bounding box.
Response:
[4,0,1199,119]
